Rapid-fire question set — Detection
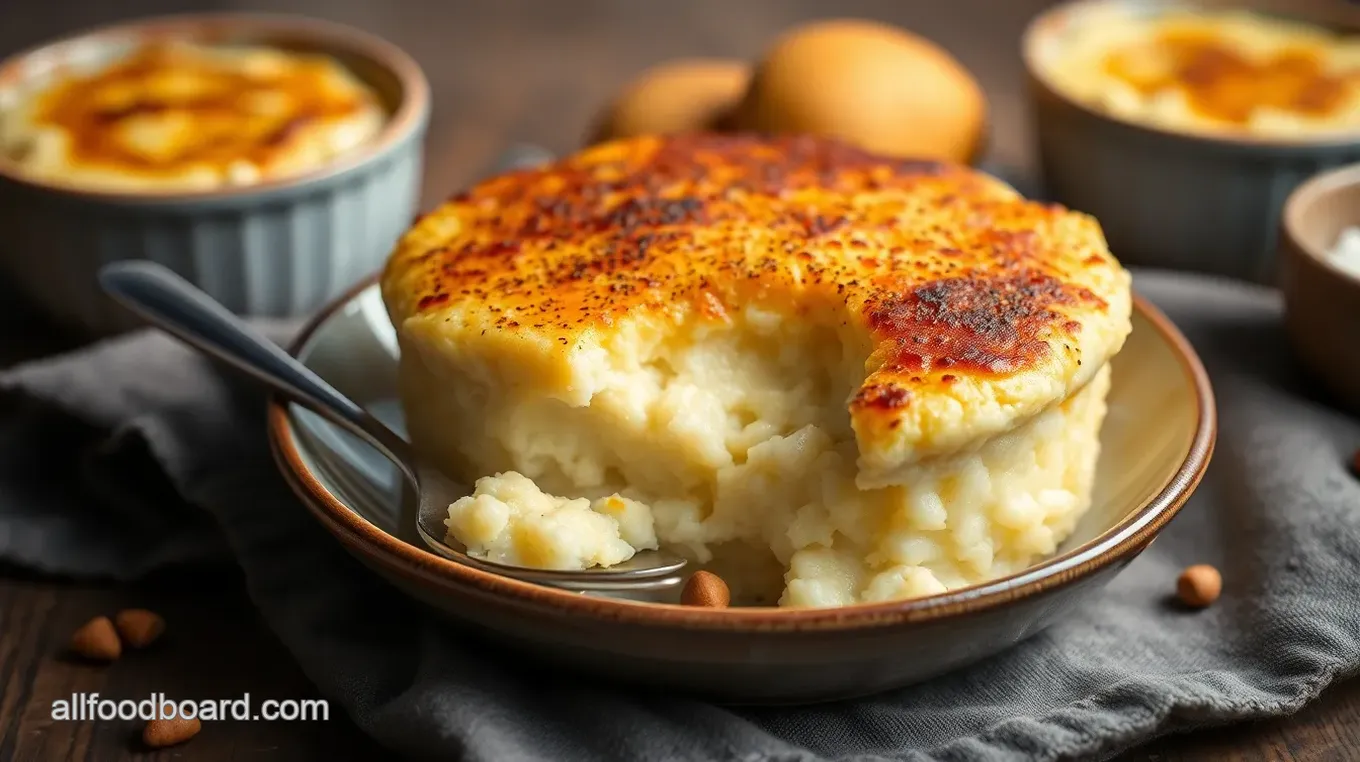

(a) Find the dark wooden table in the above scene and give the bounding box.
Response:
[2,1,1357,759]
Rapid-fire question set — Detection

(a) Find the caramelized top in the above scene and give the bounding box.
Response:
[1103,29,1354,124]
[383,134,1131,466]
[1041,8,1360,137]
[12,42,383,184]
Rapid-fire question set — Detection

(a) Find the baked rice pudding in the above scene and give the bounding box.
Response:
[1038,6,1360,139]
[0,40,385,191]
[381,133,1132,607]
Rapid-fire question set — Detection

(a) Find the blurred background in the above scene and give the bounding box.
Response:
[0,0,1055,203]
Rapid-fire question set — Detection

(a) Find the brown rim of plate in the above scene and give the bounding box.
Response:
[266,276,1217,632]
[1021,0,1360,151]
[1283,162,1360,291]
[0,12,430,203]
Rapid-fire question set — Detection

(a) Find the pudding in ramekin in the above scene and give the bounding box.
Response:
[0,40,386,192]
[1039,5,1360,140]
[0,14,429,334]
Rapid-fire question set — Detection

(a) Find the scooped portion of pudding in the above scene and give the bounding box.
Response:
[381,133,1132,607]
[447,472,657,570]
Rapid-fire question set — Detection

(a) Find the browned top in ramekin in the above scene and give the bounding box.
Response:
[0,12,429,202]
[1022,0,1360,151]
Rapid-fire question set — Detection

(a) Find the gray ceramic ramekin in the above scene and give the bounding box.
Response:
[0,13,430,335]
[1023,0,1360,285]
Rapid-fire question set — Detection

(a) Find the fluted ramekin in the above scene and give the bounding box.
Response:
[0,13,430,335]
[1023,0,1360,285]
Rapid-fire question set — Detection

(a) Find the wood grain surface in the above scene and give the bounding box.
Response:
[1,1,1357,759]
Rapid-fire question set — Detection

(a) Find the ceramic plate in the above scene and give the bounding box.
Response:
[268,279,1215,703]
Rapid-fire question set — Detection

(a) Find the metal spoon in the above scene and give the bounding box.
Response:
[97,260,688,592]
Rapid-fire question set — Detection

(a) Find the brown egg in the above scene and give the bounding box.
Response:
[589,59,751,144]
[733,19,987,163]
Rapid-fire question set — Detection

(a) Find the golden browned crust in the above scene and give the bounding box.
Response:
[394,133,1109,370]
[26,42,377,177]
[1103,26,1349,125]
[384,133,1130,468]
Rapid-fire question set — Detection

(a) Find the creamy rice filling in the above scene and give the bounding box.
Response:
[406,306,1110,607]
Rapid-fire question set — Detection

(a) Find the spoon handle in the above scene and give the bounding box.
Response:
[98,260,415,480]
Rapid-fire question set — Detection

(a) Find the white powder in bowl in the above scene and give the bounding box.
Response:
[1326,227,1360,280]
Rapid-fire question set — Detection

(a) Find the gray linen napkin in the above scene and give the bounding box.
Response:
[2,269,1358,762]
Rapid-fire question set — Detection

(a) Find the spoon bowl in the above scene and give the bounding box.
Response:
[97,260,688,593]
